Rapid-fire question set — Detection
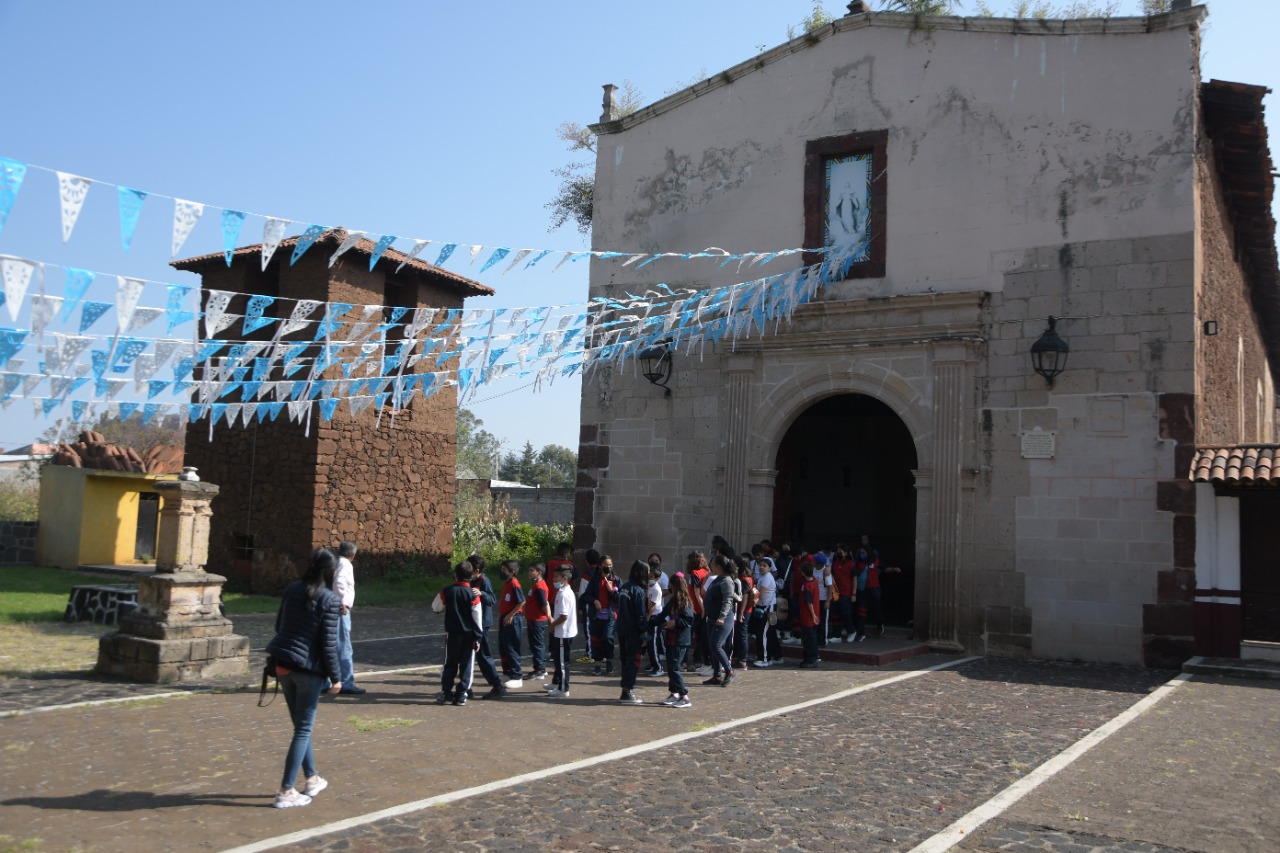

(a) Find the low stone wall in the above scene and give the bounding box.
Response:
[0,520,37,564]
[66,584,138,626]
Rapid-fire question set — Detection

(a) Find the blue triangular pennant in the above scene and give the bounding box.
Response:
[60,268,94,322]
[118,402,139,420]
[79,302,111,333]
[318,398,339,421]
[0,329,27,368]
[479,248,510,273]
[117,186,147,252]
[72,400,87,422]
[0,158,27,234]
[434,243,457,266]
[142,403,161,425]
[291,224,325,265]
[220,209,246,266]
[90,350,108,379]
[369,235,396,270]
[148,380,170,399]
[41,398,60,416]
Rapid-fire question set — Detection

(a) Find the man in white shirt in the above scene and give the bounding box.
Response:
[333,541,364,695]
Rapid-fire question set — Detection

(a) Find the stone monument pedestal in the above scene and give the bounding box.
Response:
[98,480,250,683]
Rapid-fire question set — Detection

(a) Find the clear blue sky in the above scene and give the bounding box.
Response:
[0,1,1273,456]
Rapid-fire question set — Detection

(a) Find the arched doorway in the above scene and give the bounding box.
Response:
[771,393,918,625]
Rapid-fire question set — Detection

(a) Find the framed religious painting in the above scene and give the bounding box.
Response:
[803,129,887,278]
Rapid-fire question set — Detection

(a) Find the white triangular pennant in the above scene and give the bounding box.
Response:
[281,299,323,335]
[287,400,310,422]
[224,403,241,426]
[329,231,364,267]
[203,291,234,338]
[468,245,483,264]
[396,239,431,273]
[115,276,145,331]
[262,218,289,270]
[30,295,60,335]
[171,199,205,257]
[55,173,91,243]
[502,249,532,274]
[126,307,164,334]
[0,257,38,322]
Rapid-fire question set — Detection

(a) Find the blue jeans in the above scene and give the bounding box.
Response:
[280,669,325,789]
[711,620,734,676]
[666,643,689,697]
[337,612,355,689]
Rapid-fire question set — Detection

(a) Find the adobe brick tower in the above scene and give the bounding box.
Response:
[174,231,492,591]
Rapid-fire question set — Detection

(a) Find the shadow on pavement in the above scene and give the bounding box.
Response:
[3,789,264,810]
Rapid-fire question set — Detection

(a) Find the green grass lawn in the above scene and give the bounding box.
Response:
[0,564,458,620]
[0,565,119,623]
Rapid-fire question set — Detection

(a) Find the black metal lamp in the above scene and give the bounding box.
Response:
[1030,316,1069,386]
[639,344,673,397]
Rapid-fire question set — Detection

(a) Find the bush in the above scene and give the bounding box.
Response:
[0,478,39,522]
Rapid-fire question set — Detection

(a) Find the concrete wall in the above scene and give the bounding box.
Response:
[580,11,1217,665]
[37,466,168,569]
[490,485,574,527]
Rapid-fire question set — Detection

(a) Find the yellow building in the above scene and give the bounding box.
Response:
[37,466,176,569]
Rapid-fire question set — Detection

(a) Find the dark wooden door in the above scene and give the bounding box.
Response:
[1240,491,1280,642]
[135,493,160,561]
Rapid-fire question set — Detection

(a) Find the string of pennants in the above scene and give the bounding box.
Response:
[0,244,864,431]
[0,156,830,275]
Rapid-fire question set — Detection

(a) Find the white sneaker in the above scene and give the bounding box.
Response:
[752,660,771,668]
[274,789,312,809]
[302,776,328,797]
[696,665,714,677]
[546,688,570,698]
[660,693,679,706]
[671,696,692,708]
[504,679,523,689]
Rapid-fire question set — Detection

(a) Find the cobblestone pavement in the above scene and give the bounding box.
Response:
[259,658,1171,853]
[2,614,1273,853]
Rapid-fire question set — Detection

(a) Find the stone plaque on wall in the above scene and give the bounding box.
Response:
[1020,427,1056,459]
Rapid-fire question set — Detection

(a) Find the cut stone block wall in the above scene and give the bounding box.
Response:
[0,520,38,564]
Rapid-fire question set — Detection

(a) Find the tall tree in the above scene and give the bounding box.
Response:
[533,444,578,488]
[457,408,502,479]
[41,412,184,457]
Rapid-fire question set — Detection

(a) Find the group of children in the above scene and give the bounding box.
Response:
[433,537,897,706]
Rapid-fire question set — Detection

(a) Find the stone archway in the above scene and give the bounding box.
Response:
[720,342,974,647]
[770,393,919,625]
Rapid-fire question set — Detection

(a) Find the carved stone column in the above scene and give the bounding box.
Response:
[722,361,755,548]
[98,479,249,683]
[927,346,971,651]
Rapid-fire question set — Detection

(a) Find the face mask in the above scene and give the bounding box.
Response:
[647,580,657,587]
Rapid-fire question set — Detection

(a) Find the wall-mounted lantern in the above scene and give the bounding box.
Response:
[1030,316,1070,386]
[639,344,673,397]
[1203,320,1218,336]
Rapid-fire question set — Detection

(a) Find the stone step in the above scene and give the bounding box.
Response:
[1182,654,1280,681]
[778,638,931,666]
[1240,640,1280,662]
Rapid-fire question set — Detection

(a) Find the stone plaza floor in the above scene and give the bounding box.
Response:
[0,607,1275,853]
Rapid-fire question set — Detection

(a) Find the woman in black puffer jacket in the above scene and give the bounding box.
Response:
[265,548,343,809]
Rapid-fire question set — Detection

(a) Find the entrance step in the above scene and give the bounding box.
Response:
[77,564,156,578]
[778,638,930,666]
[1182,655,1280,681]
[1240,640,1280,662]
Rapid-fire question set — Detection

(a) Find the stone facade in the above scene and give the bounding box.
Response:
[0,520,37,564]
[577,7,1277,666]
[175,233,490,593]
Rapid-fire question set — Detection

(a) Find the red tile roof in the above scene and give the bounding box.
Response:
[172,229,494,297]
[1191,445,1280,487]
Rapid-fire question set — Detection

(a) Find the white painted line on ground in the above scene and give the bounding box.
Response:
[0,691,196,719]
[906,671,1194,853]
[249,633,447,653]
[221,655,981,853]
[0,665,444,718]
